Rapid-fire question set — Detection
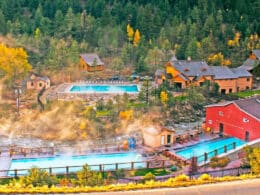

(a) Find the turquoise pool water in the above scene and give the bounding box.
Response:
[8,152,144,176]
[69,85,139,93]
[175,137,246,163]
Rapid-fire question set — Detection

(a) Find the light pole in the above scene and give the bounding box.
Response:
[144,76,149,105]
[14,86,22,116]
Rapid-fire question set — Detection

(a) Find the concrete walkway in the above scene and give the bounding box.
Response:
[76,178,260,195]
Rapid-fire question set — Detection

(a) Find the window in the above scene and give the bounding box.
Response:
[243,118,249,123]
[246,86,250,90]
[221,89,226,94]
[31,82,34,86]
[39,83,42,87]
[229,88,232,93]
[247,78,250,82]
[219,111,223,116]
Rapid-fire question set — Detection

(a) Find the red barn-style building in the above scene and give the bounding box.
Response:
[205,96,260,141]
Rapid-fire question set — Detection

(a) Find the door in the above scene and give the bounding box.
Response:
[219,123,224,137]
[161,135,165,145]
[167,134,171,144]
[245,131,250,142]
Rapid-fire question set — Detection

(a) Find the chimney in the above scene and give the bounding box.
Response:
[187,56,191,61]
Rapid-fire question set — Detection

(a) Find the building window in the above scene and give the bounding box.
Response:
[218,111,223,116]
[31,82,34,86]
[243,118,249,123]
[247,78,250,81]
[39,83,42,87]
[208,120,212,124]
[221,89,226,94]
[229,88,232,93]
[246,86,250,90]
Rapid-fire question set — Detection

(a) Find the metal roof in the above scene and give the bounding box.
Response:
[80,53,104,66]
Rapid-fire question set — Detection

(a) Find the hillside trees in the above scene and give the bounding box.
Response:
[0,0,258,73]
[0,44,32,86]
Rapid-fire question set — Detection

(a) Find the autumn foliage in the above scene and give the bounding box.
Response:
[127,24,141,47]
[207,52,231,66]
[0,44,32,85]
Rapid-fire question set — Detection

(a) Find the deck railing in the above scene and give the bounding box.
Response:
[187,141,238,163]
[0,159,168,178]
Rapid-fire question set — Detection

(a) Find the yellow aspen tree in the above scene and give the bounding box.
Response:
[127,24,134,41]
[133,29,141,47]
[160,91,168,106]
[0,44,32,85]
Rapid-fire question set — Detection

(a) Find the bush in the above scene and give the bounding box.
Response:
[198,174,212,181]
[174,174,189,182]
[143,172,155,181]
[170,166,177,172]
[19,167,58,187]
[76,164,104,186]
[209,157,230,168]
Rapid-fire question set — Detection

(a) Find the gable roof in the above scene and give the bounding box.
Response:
[155,69,165,76]
[234,96,260,119]
[27,72,50,82]
[210,66,237,79]
[253,49,260,59]
[231,67,252,77]
[206,96,260,120]
[171,60,213,77]
[80,53,104,66]
[239,58,259,71]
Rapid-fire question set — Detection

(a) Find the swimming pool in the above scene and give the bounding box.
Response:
[8,152,144,176]
[69,84,139,93]
[175,137,246,163]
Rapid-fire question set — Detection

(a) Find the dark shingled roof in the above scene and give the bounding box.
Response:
[80,53,104,66]
[171,60,213,77]
[239,59,259,71]
[253,49,260,59]
[234,96,260,119]
[231,68,252,77]
[210,66,237,79]
[206,96,260,120]
[155,69,165,76]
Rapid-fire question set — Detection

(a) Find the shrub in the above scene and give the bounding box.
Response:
[170,166,177,172]
[174,174,189,182]
[209,156,230,168]
[198,174,212,181]
[76,164,104,186]
[19,167,58,187]
[143,172,155,181]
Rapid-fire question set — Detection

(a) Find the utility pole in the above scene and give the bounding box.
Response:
[145,76,149,105]
[14,85,22,116]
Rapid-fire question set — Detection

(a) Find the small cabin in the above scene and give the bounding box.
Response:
[26,73,50,90]
[79,53,104,72]
[142,126,175,148]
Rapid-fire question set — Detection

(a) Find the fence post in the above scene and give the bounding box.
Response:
[66,166,69,176]
[131,162,134,170]
[233,142,236,149]
[214,149,218,156]
[99,164,102,172]
[162,160,165,168]
[146,161,149,169]
[115,163,118,171]
[224,145,227,153]
[49,167,52,175]
[204,152,208,162]
[14,169,18,178]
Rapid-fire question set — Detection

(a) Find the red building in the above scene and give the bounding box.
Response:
[205,96,260,141]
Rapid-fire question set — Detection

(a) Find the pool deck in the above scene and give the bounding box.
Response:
[45,81,140,101]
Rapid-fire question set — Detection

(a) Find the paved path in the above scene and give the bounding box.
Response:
[75,178,260,195]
